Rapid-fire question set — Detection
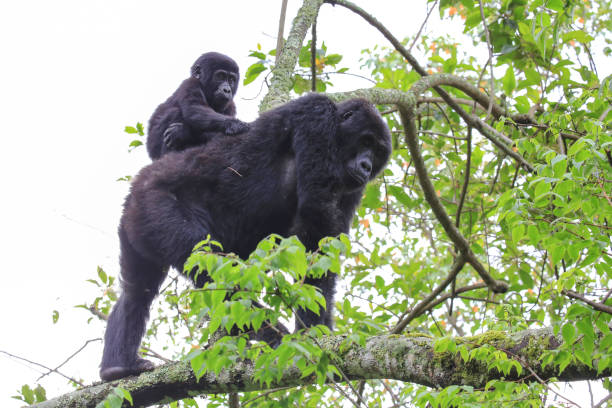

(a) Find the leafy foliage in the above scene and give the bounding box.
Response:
[244,41,347,94]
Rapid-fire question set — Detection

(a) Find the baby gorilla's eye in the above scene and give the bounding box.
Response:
[342,111,353,121]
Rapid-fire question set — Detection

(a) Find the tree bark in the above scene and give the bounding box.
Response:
[31,327,610,408]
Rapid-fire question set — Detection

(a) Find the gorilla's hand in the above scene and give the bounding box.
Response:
[163,122,188,150]
[224,119,250,135]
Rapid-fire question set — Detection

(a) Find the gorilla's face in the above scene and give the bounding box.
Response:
[191,52,240,112]
[336,99,392,192]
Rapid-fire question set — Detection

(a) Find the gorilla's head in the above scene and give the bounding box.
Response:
[191,52,240,112]
[335,99,392,192]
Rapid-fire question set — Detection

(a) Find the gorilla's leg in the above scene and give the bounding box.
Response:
[100,228,167,381]
[246,300,290,348]
[295,273,337,331]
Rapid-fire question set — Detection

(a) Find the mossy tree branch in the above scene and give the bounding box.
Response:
[31,328,610,408]
[259,0,324,111]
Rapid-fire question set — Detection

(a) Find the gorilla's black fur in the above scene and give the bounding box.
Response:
[147,52,249,159]
[100,93,392,381]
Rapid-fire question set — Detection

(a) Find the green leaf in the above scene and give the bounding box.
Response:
[576,317,596,341]
[561,323,575,345]
[52,310,59,324]
[113,388,133,406]
[562,30,594,44]
[388,185,413,207]
[244,63,266,85]
[97,267,108,284]
[502,65,516,95]
[325,54,342,65]
[249,51,266,60]
[550,244,565,265]
[524,67,541,84]
[546,0,563,12]
[511,224,525,244]
[190,350,206,380]
[518,267,534,288]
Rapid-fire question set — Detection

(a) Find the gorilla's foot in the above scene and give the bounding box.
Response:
[100,358,155,382]
[250,321,290,349]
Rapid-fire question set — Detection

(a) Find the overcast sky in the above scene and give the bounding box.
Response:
[0,1,605,406]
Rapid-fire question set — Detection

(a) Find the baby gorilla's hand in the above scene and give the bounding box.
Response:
[162,122,188,150]
[224,119,250,135]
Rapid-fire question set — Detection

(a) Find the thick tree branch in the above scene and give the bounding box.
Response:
[398,103,508,293]
[260,0,324,110]
[409,74,533,171]
[328,86,509,294]
[32,328,610,408]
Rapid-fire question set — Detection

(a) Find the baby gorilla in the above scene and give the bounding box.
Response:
[147,52,249,159]
[100,94,392,381]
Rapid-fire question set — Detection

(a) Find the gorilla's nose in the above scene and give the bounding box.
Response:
[359,159,372,173]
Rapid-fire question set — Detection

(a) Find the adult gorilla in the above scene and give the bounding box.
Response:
[100,94,392,381]
[147,52,249,159]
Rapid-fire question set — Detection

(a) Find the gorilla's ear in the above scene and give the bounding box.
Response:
[342,111,353,121]
[192,65,201,79]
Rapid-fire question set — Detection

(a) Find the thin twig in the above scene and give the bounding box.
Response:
[275,0,289,64]
[0,350,85,386]
[422,282,488,313]
[311,14,317,91]
[407,0,438,52]
[477,0,495,118]
[418,130,466,141]
[392,253,467,334]
[37,338,102,381]
[562,289,612,315]
[242,387,292,407]
[594,392,612,408]
[455,126,472,229]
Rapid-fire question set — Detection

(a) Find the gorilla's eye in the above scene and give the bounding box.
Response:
[361,137,374,148]
[342,111,353,121]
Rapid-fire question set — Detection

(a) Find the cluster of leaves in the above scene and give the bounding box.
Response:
[76,266,117,323]
[184,235,349,387]
[244,41,345,94]
[95,387,133,408]
[12,384,46,405]
[124,122,145,151]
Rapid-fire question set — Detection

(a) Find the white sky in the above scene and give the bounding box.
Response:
[0,1,605,406]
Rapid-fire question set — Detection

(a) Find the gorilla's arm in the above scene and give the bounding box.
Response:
[274,94,350,330]
[286,94,347,250]
[178,78,249,136]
